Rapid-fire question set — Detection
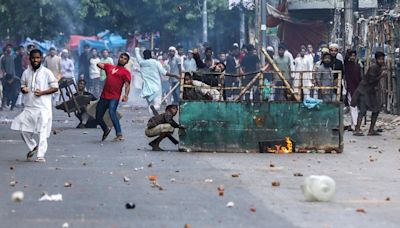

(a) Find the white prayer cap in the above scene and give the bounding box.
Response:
[168,46,176,51]
[266,46,274,52]
[329,43,339,49]
[233,43,239,48]
[61,49,69,54]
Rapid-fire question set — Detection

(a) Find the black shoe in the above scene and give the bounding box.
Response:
[102,128,112,141]
[76,123,85,128]
[26,146,38,161]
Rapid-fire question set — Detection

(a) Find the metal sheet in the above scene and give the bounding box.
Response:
[179,101,343,153]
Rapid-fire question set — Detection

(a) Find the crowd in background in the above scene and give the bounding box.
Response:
[0,40,367,130]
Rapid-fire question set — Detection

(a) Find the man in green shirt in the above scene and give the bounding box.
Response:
[274,44,291,100]
[99,49,114,87]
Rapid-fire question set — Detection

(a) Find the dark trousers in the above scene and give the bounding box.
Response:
[95,98,122,135]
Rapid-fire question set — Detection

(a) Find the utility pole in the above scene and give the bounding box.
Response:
[239,5,245,49]
[202,0,208,43]
[344,0,354,50]
[261,0,267,65]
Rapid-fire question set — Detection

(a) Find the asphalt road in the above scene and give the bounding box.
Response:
[0,104,399,228]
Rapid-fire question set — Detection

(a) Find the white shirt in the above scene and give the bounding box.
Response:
[61,58,75,78]
[11,66,59,137]
[89,57,101,79]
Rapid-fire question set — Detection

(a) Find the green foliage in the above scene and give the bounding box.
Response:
[0,0,237,46]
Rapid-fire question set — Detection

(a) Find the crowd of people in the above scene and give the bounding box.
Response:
[0,40,388,157]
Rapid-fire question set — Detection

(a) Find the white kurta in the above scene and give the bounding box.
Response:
[11,66,58,138]
[294,56,313,98]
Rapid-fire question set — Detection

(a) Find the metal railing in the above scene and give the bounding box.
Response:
[179,69,342,103]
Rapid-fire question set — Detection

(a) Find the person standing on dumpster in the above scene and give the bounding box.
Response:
[95,53,131,142]
[351,51,387,136]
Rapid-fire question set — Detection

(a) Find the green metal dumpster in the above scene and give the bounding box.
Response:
[179,101,343,153]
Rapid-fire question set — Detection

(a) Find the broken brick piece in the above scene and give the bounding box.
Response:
[231,173,240,178]
[250,207,257,212]
[356,208,366,213]
[148,176,157,182]
[271,181,280,187]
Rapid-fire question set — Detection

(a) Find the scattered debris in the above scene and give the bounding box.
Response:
[369,156,378,162]
[170,178,176,182]
[250,207,257,212]
[151,181,165,191]
[271,181,280,187]
[9,166,14,170]
[11,191,24,202]
[148,176,157,182]
[356,208,366,213]
[83,131,88,134]
[147,163,153,168]
[368,145,378,149]
[386,197,391,201]
[349,139,357,143]
[268,166,285,171]
[301,175,336,202]
[62,222,69,228]
[269,163,275,167]
[38,193,63,201]
[55,167,61,170]
[82,162,87,166]
[218,185,225,196]
[123,176,130,182]
[125,202,136,209]
[134,167,144,171]
[184,224,191,228]
[204,179,213,183]
[226,201,235,208]
[9,181,17,187]
[231,173,240,178]
[294,172,304,177]
[64,182,72,188]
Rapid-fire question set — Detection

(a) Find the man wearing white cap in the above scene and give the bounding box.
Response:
[60,49,75,79]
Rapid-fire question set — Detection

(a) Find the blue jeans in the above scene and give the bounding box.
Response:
[171,80,180,104]
[96,98,122,136]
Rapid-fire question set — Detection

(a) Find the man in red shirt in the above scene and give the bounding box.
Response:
[96,53,131,141]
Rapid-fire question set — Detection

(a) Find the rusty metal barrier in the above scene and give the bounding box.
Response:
[180,70,343,103]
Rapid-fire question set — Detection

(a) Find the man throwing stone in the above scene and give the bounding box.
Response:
[96,53,131,142]
[11,49,59,162]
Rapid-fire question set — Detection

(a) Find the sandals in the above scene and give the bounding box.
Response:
[35,157,46,163]
[353,131,364,136]
[367,131,381,136]
[26,146,38,161]
[112,135,125,142]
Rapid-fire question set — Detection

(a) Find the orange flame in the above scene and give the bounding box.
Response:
[267,137,293,153]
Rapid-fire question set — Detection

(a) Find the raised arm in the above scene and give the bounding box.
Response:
[134,47,144,65]
[97,62,105,70]
[192,49,206,69]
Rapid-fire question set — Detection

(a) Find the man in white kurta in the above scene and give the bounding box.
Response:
[11,49,59,162]
[294,48,313,99]
[134,47,180,114]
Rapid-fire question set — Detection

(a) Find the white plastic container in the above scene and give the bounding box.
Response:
[301,175,336,202]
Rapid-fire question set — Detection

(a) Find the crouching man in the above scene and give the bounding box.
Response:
[145,104,185,151]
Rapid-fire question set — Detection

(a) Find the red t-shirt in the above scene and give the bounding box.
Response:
[101,64,131,100]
